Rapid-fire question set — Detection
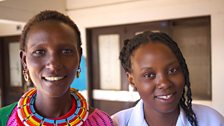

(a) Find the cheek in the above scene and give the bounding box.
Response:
[26,57,44,79]
[26,59,42,73]
[26,54,43,66]
[177,74,185,86]
[72,59,79,68]
[65,59,79,71]
[27,67,37,78]
[135,79,155,95]
[27,64,39,79]
[171,75,185,91]
[136,84,155,104]
[63,52,79,65]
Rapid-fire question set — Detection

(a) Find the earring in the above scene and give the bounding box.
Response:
[23,68,31,86]
[76,67,81,78]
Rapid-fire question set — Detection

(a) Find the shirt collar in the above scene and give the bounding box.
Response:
[128,100,148,126]
[128,100,190,126]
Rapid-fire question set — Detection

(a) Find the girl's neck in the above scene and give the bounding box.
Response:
[144,105,180,126]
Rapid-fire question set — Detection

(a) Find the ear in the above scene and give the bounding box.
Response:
[126,72,136,89]
[20,50,27,68]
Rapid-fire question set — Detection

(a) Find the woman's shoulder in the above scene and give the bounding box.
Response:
[0,102,17,116]
[192,104,224,125]
[85,108,114,126]
[0,102,17,125]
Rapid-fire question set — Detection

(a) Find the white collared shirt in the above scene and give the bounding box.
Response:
[112,100,224,126]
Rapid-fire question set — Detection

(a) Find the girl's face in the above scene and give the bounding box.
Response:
[127,42,184,114]
[21,20,80,97]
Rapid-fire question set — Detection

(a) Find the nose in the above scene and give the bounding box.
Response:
[46,54,63,71]
[156,74,172,89]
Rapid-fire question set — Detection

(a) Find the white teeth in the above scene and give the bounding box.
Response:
[157,94,172,100]
[44,77,64,81]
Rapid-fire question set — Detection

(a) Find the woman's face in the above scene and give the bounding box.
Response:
[128,42,184,114]
[21,20,80,97]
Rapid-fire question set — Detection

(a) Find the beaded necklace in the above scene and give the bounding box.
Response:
[17,88,89,126]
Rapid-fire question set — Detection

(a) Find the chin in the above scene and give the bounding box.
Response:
[158,105,179,114]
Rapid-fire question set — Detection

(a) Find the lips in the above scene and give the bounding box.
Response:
[154,92,176,101]
[156,94,173,100]
[43,76,66,81]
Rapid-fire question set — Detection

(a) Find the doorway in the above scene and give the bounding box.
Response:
[0,35,24,107]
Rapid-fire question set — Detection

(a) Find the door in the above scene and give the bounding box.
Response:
[0,35,24,107]
[86,26,130,115]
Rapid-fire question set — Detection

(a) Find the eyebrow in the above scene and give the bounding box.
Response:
[166,60,179,66]
[139,60,179,71]
[140,66,153,71]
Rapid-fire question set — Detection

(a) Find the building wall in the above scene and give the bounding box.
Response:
[0,23,24,36]
[0,0,66,36]
[0,0,66,22]
[67,0,224,115]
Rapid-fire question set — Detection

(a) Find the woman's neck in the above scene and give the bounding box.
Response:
[34,91,72,118]
[144,105,180,126]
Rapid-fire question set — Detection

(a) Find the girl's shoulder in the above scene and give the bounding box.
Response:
[192,104,224,125]
[192,104,223,117]
[111,107,134,126]
[111,100,145,126]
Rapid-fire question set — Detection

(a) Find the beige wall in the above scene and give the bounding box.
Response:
[0,23,24,36]
[0,0,66,22]
[0,0,65,36]
[67,0,224,115]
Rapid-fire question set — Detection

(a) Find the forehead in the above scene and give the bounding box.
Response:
[131,42,178,67]
[26,21,77,46]
[29,20,76,37]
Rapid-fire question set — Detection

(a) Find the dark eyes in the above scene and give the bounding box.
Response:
[144,73,156,79]
[32,48,74,57]
[32,50,45,57]
[143,67,179,79]
[62,49,74,55]
[168,67,178,75]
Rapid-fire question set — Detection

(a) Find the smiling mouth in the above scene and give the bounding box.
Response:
[156,94,173,100]
[43,76,65,81]
[155,92,176,100]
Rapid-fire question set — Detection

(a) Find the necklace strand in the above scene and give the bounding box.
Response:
[17,88,89,126]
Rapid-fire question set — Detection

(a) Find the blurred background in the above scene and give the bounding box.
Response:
[0,0,223,116]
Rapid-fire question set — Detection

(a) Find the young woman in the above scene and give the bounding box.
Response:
[0,10,113,126]
[112,31,224,126]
